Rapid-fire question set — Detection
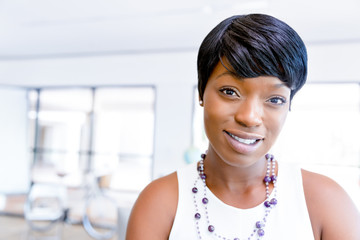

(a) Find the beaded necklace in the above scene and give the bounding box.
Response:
[192,153,277,240]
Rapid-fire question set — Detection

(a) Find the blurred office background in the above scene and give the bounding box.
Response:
[0,0,359,239]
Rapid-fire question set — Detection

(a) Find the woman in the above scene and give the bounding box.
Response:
[126,14,360,239]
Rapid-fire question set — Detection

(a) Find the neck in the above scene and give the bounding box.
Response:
[202,148,274,207]
[206,148,267,184]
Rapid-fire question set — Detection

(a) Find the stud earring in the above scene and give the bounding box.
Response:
[199,100,203,106]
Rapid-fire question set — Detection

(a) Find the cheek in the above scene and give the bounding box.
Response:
[203,95,234,124]
[203,108,218,144]
[203,97,231,134]
[203,94,219,123]
[203,105,221,130]
[267,109,289,136]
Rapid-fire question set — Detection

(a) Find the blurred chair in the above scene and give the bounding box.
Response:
[24,183,67,240]
[82,173,119,240]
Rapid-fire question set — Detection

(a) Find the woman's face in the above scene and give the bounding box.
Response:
[202,61,291,166]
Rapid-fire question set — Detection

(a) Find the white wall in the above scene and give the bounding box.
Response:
[0,41,359,181]
[0,87,29,193]
[307,42,360,82]
[0,51,198,179]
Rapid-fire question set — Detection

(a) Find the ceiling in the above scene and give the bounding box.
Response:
[0,0,360,59]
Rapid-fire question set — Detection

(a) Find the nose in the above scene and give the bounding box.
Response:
[234,98,263,128]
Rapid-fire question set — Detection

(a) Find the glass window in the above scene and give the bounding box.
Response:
[28,89,39,153]
[92,87,155,191]
[192,86,208,153]
[273,83,360,209]
[273,83,360,167]
[28,86,155,192]
[30,88,92,185]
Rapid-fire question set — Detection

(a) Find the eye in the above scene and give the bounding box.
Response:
[220,87,238,97]
[267,96,287,106]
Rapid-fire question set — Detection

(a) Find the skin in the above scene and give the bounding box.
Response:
[126,62,360,240]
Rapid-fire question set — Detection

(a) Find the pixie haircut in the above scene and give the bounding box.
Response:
[197,14,307,101]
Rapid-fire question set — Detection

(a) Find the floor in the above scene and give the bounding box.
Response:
[0,188,137,240]
[0,215,107,240]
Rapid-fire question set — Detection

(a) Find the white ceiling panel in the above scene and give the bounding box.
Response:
[0,0,359,58]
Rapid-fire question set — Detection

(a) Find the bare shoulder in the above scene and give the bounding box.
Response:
[126,172,178,240]
[301,169,360,240]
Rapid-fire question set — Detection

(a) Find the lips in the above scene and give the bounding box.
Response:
[223,130,264,154]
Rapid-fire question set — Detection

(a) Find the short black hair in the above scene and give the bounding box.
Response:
[197,14,307,101]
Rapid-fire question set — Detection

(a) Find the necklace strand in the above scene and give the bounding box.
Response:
[192,153,278,240]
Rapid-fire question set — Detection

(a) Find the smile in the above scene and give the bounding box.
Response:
[225,131,261,145]
[223,130,264,154]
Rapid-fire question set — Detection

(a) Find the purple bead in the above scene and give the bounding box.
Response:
[194,213,201,219]
[271,175,277,182]
[192,187,198,193]
[197,165,204,171]
[208,225,215,232]
[200,173,207,180]
[202,197,209,204]
[263,176,271,183]
[270,198,278,205]
[201,153,206,159]
[255,221,265,228]
[264,201,271,208]
[234,238,240,240]
[265,153,273,160]
[257,228,265,237]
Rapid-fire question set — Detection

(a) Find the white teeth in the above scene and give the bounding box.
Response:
[228,132,257,145]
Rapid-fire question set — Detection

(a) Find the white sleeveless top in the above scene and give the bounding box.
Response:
[169,161,314,240]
